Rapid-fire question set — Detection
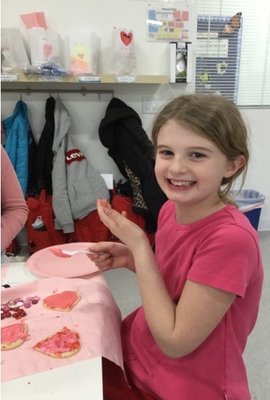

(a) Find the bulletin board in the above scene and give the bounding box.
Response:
[195,14,242,102]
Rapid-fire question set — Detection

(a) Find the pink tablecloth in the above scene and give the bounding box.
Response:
[1,275,123,382]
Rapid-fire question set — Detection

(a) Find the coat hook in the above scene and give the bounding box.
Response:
[81,87,87,96]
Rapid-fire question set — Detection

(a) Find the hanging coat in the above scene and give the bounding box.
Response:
[33,96,55,194]
[3,100,35,196]
[52,97,110,233]
[99,97,167,232]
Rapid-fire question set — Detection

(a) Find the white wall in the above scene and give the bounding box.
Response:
[1,0,270,230]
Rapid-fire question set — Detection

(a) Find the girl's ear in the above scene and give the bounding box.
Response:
[224,155,246,178]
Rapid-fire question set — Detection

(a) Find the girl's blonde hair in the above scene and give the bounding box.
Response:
[152,94,249,203]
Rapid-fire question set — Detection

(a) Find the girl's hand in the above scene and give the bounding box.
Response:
[96,199,148,253]
[87,241,135,272]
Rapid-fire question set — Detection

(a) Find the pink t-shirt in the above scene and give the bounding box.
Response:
[1,145,28,251]
[122,200,263,400]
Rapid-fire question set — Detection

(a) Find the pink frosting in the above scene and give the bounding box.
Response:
[43,291,79,309]
[34,327,80,354]
[1,322,27,344]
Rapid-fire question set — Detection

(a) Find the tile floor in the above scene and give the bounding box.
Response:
[104,231,270,400]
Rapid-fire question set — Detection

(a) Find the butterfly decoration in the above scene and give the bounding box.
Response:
[223,12,242,34]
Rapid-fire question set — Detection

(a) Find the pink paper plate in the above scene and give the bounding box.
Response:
[26,243,99,278]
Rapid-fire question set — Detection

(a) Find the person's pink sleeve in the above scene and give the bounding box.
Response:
[1,146,29,250]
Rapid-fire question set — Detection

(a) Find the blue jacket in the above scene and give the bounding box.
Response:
[3,101,31,196]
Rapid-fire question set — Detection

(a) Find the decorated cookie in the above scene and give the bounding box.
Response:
[1,321,28,350]
[43,291,80,311]
[33,326,80,358]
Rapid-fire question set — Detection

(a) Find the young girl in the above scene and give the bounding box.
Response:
[89,94,264,400]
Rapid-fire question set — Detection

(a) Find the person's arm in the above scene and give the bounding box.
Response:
[96,199,235,358]
[1,146,29,250]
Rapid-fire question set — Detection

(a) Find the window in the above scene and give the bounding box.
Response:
[196,0,270,106]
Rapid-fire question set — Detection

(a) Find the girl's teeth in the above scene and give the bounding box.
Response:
[170,180,193,187]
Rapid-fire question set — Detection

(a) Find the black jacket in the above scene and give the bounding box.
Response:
[99,97,167,232]
[33,96,55,194]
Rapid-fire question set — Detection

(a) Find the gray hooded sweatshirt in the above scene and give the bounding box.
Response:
[52,98,109,233]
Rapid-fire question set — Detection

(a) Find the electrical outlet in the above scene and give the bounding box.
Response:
[142,97,165,114]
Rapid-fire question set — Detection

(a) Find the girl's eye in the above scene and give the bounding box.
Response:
[158,150,174,157]
[190,152,206,159]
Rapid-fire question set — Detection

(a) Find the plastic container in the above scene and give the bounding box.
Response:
[230,189,265,230]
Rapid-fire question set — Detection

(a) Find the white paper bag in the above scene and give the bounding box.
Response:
[28,27,61,67]
[1,28,30,70]
[111,27,136,76]
[64,30,100,75]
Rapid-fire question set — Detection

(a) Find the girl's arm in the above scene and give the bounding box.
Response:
[97,199,235,358]
[1,146,29,251]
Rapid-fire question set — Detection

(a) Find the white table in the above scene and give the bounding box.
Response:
[1,262,106,400]
[1,358,103,400]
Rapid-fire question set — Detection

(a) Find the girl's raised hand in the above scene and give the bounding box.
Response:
[96,198,148,252]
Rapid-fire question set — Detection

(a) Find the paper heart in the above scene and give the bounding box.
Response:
[43,44,52,58]
[120,31,133,46]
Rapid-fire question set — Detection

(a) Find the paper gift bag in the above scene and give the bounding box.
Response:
[27,27,61,67]
[111,27,136,76]
[1,28,30,70]
[64,30,100,75]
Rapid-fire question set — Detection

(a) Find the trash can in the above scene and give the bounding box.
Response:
[230,189,265,230]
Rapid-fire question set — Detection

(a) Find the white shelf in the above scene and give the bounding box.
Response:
[1,73,169,94]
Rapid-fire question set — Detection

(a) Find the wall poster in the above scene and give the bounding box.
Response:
[147,1,191,41]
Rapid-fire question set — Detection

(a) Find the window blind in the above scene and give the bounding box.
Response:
[196,0,270,106]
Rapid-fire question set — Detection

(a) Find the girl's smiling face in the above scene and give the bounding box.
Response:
[155,119,242,223]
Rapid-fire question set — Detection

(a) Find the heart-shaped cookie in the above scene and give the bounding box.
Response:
[33,327,80,358]
[43,291,80,311]
[1,321,28,351]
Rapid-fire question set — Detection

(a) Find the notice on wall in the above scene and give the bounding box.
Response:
[196,38,229,58]
[147,1,191,41]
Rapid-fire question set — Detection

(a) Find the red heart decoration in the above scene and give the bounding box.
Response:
[43,44,52,58]
[120,31,133,46]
